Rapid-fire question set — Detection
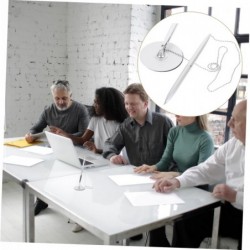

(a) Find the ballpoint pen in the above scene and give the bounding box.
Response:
[75,158,86,190]
[157,23,178,59]
[78,171,83,186]
[164,34,211,104]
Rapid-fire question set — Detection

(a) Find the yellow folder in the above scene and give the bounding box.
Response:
[4,138,42,148]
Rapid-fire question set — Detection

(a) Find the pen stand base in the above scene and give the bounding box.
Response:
[74,185,93,191]
[140,42,183,72]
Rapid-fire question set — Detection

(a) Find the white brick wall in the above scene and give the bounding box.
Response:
[128,5,161,84]
[66,3,132,104]
[6,1,68,137]
[5,1,160,137]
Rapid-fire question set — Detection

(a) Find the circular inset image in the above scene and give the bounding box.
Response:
[138,12,242,116]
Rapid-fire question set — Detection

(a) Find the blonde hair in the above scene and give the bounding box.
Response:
[196,115,209,131]
[123,83,149,102]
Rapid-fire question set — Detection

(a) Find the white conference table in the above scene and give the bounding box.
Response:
[2,138,112,241]
[3,138,113,183]
[3,139,221,247]
[24,165,221,247]
[3,142,79,183]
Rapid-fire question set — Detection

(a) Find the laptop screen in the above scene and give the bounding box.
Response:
[79,158,94,166]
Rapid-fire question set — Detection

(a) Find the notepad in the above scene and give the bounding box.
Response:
[3,155,44,167]
[4,138,42,148]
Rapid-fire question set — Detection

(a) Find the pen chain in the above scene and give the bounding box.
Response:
[161,35,241,92]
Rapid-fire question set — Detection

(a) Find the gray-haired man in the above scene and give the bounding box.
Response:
[25,80,89,215]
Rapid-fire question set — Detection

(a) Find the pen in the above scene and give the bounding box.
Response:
[78,158,86,185]
[157,23,178,58]
[78,172,83,184]
[164,34,211,104]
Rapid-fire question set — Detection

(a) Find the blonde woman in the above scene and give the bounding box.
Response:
[135,114,214,247]
[135,115,213,179]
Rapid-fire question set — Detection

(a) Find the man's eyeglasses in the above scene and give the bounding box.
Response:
[53,80,69,86]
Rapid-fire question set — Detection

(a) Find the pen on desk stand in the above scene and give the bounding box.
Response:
[78,158,86,185]
[157,23,178,58]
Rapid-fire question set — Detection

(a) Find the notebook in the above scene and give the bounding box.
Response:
[45,131,108,169]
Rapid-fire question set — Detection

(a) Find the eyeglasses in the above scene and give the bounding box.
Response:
[53,80,69,86]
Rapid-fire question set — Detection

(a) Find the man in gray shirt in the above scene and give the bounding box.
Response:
[25,80,90,215]
[25,80,89,142]
[103,84,173,241]
[103,83,173,167]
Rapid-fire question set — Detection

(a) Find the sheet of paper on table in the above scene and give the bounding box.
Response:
[124,191,185,206]
[20,145,53,155]
[109,174,155,186]
[3,155,44,167]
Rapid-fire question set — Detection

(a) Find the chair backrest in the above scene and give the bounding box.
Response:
[85,104,95,118]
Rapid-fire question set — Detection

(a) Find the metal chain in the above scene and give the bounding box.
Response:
[163,35,241,92]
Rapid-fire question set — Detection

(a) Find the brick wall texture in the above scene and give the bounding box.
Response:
[5,1,160,136]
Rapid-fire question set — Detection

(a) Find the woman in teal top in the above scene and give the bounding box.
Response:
[134,115,214,247]
[135,115,214,179]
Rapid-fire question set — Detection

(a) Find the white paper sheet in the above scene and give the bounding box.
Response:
[20,145,53,155]
[124,191,185,206]
[109,174,155,186]
[3,155,44,167]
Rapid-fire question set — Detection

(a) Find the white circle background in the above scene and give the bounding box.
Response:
[138,12,242,116]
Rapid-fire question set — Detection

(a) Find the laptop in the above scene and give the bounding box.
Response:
[45,131,108,169]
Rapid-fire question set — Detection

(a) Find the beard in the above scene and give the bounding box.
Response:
[56,104,69,111]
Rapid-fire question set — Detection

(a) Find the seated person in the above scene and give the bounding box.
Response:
[102,83,173,241]
[103,83,173,166]
[51,87,128,233]
[153,100,246,250]
[135,114,214,247]
[25,80,89,142]
[25,80,90,215]
[51,87,128,154]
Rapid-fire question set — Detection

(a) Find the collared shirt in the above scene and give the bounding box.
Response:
[177,137,244,210]
[103,109,173,166]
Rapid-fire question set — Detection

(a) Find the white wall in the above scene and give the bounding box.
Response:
[5,1,160,137]
[5,1,68,137]
[66,3,132,104]
[128,5,161,84]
